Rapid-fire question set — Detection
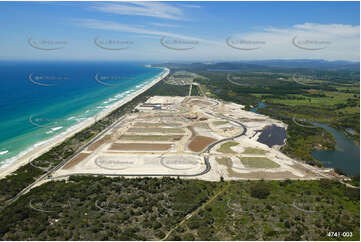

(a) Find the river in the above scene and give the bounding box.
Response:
[310,122,360,176]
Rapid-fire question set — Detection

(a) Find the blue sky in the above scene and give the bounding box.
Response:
[0,1,359,62]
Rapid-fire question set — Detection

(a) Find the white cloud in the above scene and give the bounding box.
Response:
[150,22,181,28]
[176,4,202,8]
[72,18,222,46]
[225,23,360,61]
[91,2,185,20]
[70,20,359,62]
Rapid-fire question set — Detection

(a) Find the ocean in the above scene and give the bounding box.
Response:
[0,61,164,168]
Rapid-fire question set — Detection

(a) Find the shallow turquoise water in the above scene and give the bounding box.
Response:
[0,61,164,167]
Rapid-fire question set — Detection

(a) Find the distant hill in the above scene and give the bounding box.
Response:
[160,59,360,72]
[240,59,360,71]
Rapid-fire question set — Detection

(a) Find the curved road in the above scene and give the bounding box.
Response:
[53,109,247,180]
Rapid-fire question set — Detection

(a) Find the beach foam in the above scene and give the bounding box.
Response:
[0,150,8,155]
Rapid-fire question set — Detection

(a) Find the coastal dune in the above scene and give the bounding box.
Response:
[0,67,170,179]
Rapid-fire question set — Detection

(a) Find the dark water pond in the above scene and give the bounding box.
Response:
[257,124,287,148]
[251,102,287,147]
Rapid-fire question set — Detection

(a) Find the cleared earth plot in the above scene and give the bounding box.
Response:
[88,135,111,151]
[109,143,172,151]
[118,135,182,142]
[134,122,182,127]
[127,127,184,133]
[213,120,229,126]
[63,153,90,169]
[188,136,217,152]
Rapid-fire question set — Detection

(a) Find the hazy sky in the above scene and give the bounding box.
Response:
[0,1,359,62]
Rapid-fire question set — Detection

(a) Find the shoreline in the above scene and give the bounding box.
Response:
[0,67,170,179]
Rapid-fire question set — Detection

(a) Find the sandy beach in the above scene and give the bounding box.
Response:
[0,67,170,179]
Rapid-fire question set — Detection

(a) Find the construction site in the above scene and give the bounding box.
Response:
[53,91,336,181]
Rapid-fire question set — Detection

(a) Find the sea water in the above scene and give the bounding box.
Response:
[0,61,164,168]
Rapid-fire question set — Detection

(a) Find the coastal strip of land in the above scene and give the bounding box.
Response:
[0,67,170,179]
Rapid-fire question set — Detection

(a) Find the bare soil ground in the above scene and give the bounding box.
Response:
[193,122,210,129]
[63,153,90,169]
[118,135,183,142]
[216,157,300,179]
[213,121,229,126]
[289,163,321,178]
[88,135,111,151]
[188,100,213,106]
[134,122,182,127]
[188,136,217,152]
[109,143,172,151]
[127,127,184,133]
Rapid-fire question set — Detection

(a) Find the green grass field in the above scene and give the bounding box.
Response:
[255,92,359,111]
[240,157,280,169]
[242,147,268,155]
[217,142,239,153]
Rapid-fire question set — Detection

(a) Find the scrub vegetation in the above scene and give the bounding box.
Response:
[0,177,358,241]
